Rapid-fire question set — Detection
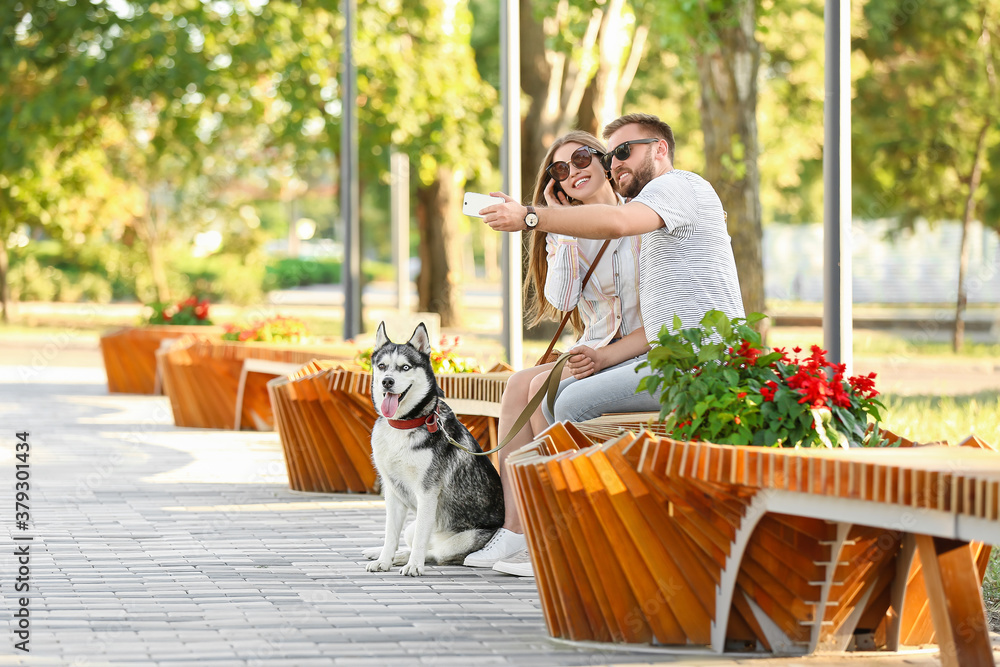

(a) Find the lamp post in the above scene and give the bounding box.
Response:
[500,0,522,369]
[341,0,362,338]
[823,0,852,371]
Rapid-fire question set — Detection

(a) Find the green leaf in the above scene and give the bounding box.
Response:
[697,342,725,363]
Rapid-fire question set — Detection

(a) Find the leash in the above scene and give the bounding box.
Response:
[444,351,573,457]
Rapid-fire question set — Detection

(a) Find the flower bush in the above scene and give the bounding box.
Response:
[637,310,886,449]
[221,316,310,344]
[146,296,213,325]
[356,335,482,374]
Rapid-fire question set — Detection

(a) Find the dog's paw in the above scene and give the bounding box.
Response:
[392,549,411,566]
[399,561,425,577]
[362,547,382,560]
[366,559,393,573]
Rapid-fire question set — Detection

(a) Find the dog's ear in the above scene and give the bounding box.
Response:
[407,323,432,356]
[374,322,390,350]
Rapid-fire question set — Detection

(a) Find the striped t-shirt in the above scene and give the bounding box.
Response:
[631,169,745,343]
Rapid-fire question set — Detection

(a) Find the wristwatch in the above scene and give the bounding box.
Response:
[524,206,539,230]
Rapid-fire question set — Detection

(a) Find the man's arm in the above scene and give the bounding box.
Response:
[481,193,664,239]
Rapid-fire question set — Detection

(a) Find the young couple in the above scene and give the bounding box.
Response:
[465,113,746,577]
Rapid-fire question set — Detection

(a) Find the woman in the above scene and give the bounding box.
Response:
[464,130,643,575]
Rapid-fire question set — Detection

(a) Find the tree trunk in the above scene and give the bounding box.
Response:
[133,212,171,303]
[0,241,9,324]
[953,121,989,352]
[416,167,461,327]
[694,0,765,331]
[519,0,603,200]
[591,2,648,131]
[132,187,171,304]
[519,0,649,199]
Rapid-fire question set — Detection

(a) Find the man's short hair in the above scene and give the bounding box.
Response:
[603,113,675,164]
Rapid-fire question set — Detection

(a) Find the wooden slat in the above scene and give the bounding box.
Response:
[915,535,994,667]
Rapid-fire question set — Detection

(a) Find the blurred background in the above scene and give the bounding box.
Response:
[1,0,998,354]
[3,0,1000,616]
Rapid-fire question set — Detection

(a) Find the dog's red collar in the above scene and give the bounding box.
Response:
[385,403,440,434]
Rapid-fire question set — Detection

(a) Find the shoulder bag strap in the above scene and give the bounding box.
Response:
[536,238,613,366]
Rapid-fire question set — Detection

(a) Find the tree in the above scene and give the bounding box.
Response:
[853,0,1000,351]
[519,0,648,200]
[353,0,500,327]
[628,0,766,326]
[1,0,331,308]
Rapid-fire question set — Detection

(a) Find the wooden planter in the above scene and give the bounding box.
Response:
[99,325,223,394]
[508,422,996,665]
[268,365,513,493]
[157,336,359,431]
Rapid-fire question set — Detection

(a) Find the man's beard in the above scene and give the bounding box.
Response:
[615,148,657,199]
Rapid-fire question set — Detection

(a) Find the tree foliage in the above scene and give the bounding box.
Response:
[2,0,499,325]
[853,0,999,349]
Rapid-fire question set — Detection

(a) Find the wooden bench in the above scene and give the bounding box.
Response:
[268,365,513,493]
[157,335,358,430]
[506,421,997,665]
[99,325,223,394]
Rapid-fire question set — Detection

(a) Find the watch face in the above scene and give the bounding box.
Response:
[525,212,539,228]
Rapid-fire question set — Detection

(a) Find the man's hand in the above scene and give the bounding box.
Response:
[481,192,529,232]
[566,345,603,379]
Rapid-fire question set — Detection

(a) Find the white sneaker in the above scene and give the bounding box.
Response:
[463,528,526,568]
[493,548,534,577]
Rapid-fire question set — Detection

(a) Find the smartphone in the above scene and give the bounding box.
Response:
[462,192,504,218]
[552,181,577,205]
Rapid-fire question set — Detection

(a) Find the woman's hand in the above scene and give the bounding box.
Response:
[543,180,572,207]
[566,345,603,379]
[481,192,528,232]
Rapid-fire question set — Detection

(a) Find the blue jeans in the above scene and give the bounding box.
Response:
[542,353,662,424]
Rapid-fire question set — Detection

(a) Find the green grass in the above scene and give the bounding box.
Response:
[878,391,1000,446]
[985,550,1000,631]
[852,330,1000,359]
[768,327,1000,359]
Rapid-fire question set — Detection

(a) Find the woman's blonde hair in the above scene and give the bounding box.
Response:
[523,130,615,333]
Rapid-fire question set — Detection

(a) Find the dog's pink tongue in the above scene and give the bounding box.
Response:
[381,393,400,418]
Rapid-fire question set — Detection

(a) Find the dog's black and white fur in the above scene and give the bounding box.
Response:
[364,322,503,576]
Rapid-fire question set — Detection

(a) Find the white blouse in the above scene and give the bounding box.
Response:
[543,233,643,349]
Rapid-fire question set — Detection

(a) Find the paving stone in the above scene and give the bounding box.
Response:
[0,364,964,667]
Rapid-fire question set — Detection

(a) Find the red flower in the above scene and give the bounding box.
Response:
[760,381,778,402]
[848,372,879,399]
[737,391,747,399]
[734,339,761,365]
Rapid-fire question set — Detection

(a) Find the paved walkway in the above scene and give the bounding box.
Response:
[0,362,987,666]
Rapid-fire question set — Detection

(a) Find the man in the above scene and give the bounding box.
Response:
[483,112,744,424]
[473,113,744,576]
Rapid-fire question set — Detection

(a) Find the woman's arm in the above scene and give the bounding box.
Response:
[565,330,652,379]
[542,234,582,312]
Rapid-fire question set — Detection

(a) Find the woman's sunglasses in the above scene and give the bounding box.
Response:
[545,146,605,182]
[599,138,660,170]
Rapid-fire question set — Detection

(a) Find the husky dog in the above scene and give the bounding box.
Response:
[364,322,504,576]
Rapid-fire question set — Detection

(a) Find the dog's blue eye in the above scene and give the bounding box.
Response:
[401,365,410,371]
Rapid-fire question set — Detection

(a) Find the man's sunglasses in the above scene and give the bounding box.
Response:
[599,138,660,170]
[545,146,605,182]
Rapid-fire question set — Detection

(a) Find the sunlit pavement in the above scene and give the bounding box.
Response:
[0,358,985,666]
